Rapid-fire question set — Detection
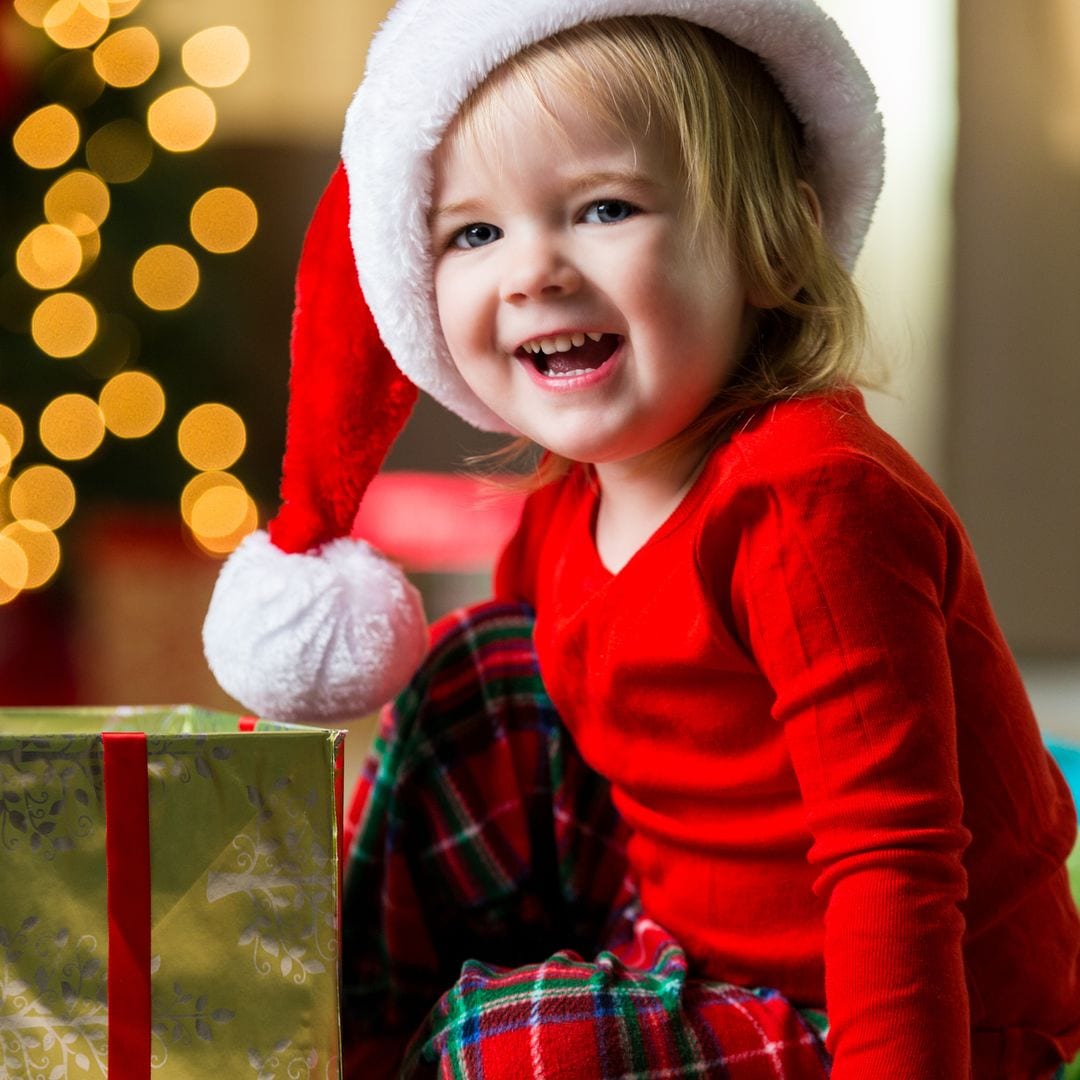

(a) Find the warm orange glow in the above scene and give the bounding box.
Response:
[190,187,258,254]
[44,169,111,235]
[39,393,106,461]
[107,0,141,15]
[180,470,243,525]
[191,483,251,538]
[177,404,246,471]
[2,522,61,590]
[147,86,216,152]
[43,0,111,50]
[191,489,258,555]
[0,437,12,485]
[16,224,83,290]
[0,533,30,605]
[93,25,159,87]
[14,0,53,28]
[181,25,250,88]
[77,226,102,275]
[13,105,80,170]
[10,465,77,530]
[132,244,200,311]
[85,118,153,182]
[99,371,165,438]
[31,293,98,358]
[0,407,26,468]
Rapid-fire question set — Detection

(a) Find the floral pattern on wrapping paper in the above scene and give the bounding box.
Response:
[247,1038,327,1079]
[206,776,337,983]
[0,920,107,1079]
[147,954,236,1070]
[145,734,234,792]
[0,739,102,860]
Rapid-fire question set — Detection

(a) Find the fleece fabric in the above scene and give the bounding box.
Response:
[495,388,1080,1079]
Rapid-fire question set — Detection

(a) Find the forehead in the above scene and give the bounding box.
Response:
[433,79,670,199]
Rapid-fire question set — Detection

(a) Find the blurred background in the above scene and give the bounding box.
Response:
[1,1,1077,776]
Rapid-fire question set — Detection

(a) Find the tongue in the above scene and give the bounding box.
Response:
[540,336,616,374]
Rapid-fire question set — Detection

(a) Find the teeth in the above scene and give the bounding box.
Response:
[520,332,606,355]
[542,369,591,378]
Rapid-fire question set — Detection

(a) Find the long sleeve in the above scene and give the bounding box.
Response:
[731,449,972,1079]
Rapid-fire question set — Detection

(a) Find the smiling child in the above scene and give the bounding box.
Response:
[204,3,1080,1078]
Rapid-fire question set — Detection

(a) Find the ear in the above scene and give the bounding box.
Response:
[745,180,825,309]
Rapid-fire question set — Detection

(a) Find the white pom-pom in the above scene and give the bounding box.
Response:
[203,531,428,722]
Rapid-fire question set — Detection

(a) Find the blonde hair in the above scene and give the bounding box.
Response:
[444,16,873,486]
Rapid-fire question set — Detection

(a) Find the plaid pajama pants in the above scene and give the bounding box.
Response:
[341,600,832,1079]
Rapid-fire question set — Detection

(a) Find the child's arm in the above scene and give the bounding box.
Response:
[734,450,972,1080]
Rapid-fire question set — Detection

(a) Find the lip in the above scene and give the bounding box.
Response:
[517,336,624,393]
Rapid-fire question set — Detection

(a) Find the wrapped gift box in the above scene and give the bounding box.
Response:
[0,706,345,1079]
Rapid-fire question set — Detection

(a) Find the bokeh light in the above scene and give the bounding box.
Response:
[107,0,141,15]
[99,371,165,438]
[181,26,250,88]
[0,534,30,605]
[85,118,153,182]
[14,0,53,28]
[44,169,111,235]
[10,465,77,530]
[190,487,258,555]
[180,470,243,525]
[31,292,98,357]
[42,49,105,108]
[77,227,102,276]
[0,407,26,469]
[177,404,245,471]
[16,224,83,290]
[132,244,199,310]
[13,105,80,170]
[182,473,257,556]
[43,0,111,50]
[190,484,251,539]
[2,522,61,591]
[190,187,258,254]
[93,25,159,87]
[0,438,12,484]
[147,86,216,152]
[39,393,106,461]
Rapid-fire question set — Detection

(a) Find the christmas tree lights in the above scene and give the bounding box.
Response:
[1,0,263,607]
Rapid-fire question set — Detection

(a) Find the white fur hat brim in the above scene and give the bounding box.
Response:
[343,0,884,433]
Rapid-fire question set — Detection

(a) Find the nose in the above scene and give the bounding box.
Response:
[499,232,582,303]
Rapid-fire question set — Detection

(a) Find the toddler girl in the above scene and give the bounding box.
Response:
[204,1,1080,1077]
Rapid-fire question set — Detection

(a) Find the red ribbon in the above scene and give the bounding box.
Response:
[103,732,151,1078]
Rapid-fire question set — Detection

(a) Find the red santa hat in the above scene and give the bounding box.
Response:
[203,0,885,723]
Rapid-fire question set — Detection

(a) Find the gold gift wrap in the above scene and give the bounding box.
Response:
[0,706,345,1079]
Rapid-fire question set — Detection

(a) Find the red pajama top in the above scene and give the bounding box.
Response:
[494,389,1080,1080]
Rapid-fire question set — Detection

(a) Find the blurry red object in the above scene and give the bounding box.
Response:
[350,471,526,573]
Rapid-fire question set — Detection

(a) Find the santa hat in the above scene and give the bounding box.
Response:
[203,0,885,723]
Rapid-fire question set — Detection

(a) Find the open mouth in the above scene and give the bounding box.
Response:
[515,332,621,378]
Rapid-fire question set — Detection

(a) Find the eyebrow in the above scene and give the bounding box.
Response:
[429,170,660,226]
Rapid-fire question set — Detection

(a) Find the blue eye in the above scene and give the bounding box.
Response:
[582,199,638,225]
[450,223,502,249]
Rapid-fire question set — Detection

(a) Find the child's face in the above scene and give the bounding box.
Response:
[430,82,754,470]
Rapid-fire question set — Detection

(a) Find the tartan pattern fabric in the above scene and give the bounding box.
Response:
[342,600,831,1078]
